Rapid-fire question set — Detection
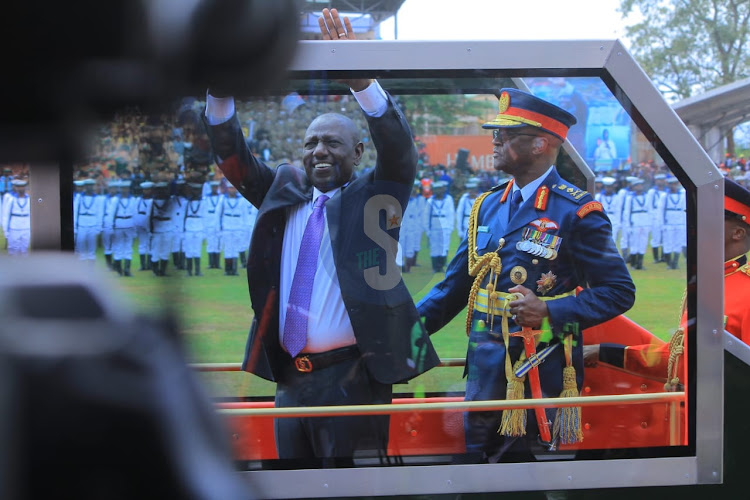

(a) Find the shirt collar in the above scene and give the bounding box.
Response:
[725,254,748,276]
[313,185,342,205]
[512,165,554,202]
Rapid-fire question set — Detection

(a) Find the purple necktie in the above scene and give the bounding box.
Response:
[283,194,329,357]
[509,189,523,220]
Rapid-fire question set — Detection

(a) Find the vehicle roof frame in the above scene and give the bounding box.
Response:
[237,39,724,497]
[26,38,724,497]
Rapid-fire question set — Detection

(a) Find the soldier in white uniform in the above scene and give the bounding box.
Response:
[622,178,650,270]
[399,180,426,273]
[219,185,248,276]
[109,180,138,276]
[660,176,687,269]
[455,178,480,240]
[647,173,667,263]
[182,183,209,276]
[135,181,154,270]
[239,195,259,269]
[2,179,31,255]
[149,182,177,276]
[171,179,188,270]
[596,176,623,245]
[204,180,223,269]
[73,180,85,205]
[617,176,638,261]
[101,180,119,269]
[73,179,105,263]
[424,180,455,273]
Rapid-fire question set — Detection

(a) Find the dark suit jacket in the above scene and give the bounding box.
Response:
[204,93,440,385]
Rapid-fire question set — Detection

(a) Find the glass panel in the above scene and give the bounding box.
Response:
[69,71,695,470]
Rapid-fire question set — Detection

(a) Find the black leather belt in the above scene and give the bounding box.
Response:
[292,345,360,373]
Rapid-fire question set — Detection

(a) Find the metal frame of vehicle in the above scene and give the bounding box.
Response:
[25,39,724,497]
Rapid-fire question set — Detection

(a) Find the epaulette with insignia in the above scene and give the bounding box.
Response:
[740,264,750,277]
[577,201,604,219]
[550,182,591,203]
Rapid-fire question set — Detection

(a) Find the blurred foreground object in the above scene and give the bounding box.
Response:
[0,254,251,499]
[0,0,299,162]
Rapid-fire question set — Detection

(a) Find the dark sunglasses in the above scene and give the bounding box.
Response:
[492,129,540,143]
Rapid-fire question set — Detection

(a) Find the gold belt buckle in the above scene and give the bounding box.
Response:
[294,355,313,373]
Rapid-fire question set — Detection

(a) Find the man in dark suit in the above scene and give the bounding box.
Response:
[418,89,635,463]
[203,8,439,465]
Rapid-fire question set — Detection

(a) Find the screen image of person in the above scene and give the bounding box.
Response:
[417,88,636,463]
[202,8,439,466]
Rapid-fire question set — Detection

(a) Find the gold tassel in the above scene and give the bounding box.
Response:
[553,336,583,445]
[499,359,527,437]
[553,366,583,444]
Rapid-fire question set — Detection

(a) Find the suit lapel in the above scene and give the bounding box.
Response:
[258,171,312,218]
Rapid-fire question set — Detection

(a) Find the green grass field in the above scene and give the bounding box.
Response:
[88,232,686,400]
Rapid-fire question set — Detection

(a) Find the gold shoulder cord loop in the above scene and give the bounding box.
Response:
[466,190,503,336]
[665,289,687,391]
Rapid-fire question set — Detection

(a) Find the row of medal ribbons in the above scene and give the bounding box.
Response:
[516,227,562,260]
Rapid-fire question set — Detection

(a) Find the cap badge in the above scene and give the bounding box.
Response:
[498,91,510,114]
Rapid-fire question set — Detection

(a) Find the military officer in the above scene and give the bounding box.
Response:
[2,179,31,255]
[218,184,248,276]
[425,180,455,273]
[73,179,105,263]
[660,176,686,269]
[239,194,259,269]
[617,176,637,261]
[456,178,481,240]
[204,180,223,269]
[73,179,85,204]
[149,182,177,276]
[400,180,427,273]
[647,173,667,263]
[183,182,209,276]
[417,88,635,463]
[596,177,623,245]
[102,180,119,269]
[135,181,154,270]
[622,178,650,269]
[109,180,138,276]
[171,179,188,270]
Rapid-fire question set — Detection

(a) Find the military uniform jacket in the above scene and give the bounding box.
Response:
[418,169,635,392]
[204,194,222,229]
[134,197,152,230]
[725,255,750,344]
[204,92,440,385]
[598,255,750,381]
[73,194,105,230]
[149,197,177,233]
[2,193,31,231]
[108,195,138,229]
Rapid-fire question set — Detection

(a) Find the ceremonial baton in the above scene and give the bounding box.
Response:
[511,326,553,443]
